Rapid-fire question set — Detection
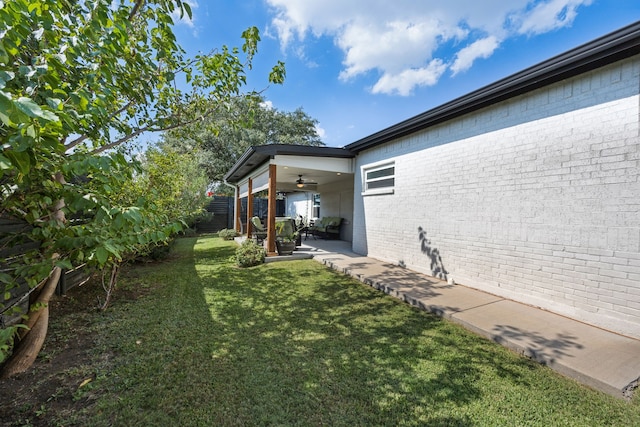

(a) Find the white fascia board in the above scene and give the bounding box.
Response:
[274,155,354,174]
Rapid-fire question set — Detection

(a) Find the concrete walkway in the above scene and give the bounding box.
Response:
[281,239,640,400]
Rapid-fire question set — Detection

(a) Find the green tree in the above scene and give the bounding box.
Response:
[161,95,323,192]
[118,146,210,229]
[0,0,284,376]
[87,145,209,310]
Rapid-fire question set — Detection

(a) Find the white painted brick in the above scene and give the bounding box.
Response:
[628,300,640,310]
[598,295,629,307]
[617,306,640,317]
[565,292,594,305]
[599,269,628,280]
[575,253,601,262]
[573,266,601,276]
[599,256,630,266]
[628,273,640,282]
[613,263,640,274]
[587,248,616,257]
[352,56,640,339]
[573,302,599,313]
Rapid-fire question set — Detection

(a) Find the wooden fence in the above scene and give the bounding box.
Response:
[195,196,235,233]
[0,216,91,329]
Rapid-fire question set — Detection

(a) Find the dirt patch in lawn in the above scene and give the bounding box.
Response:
[0,272,149,427]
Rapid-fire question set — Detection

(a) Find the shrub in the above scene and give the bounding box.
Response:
[218,228,239,240]
[182,228,198,237]
[236,240,266,267]
[133,239,176,262]
[146,241,173,260]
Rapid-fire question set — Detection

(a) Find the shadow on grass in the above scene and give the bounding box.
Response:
[320,256,456,305]
[8,236,636,427]
[86,237,238,425]
[84,236,640,426]
[189,242,539,426]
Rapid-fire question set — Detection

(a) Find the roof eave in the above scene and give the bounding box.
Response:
[346,21,640,153]
[223,144,355,184]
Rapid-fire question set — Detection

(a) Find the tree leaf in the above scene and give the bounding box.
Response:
[0,70,14,88]
[55,259,73,270]
[182,2,192,19]
[95,247,109,265]
[4,150,32,174]
[0,272,13,284]
[0,110,11,126]
[0,92,17,125]
[15,97,59,121]
[0,154,11,170]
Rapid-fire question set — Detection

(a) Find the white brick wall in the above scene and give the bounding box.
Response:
[317,180,355,241]
[352,57,640,339]
[286,192,313,220]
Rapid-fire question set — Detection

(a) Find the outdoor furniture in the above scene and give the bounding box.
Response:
[275,217,294,238]
[302,224,313,240]
[274,217,302,254]
[251,216,267,244]
[275,217,303,245]
[302,219,315,240]
[309,217,342,239]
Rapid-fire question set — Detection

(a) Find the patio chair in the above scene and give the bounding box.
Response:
[251,216,267,244]
[309,216,343,239]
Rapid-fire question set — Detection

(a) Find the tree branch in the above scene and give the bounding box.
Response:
[65,100,137,152]
[129,0,146,21]
[90,128,148,155]
[88,102,226,155]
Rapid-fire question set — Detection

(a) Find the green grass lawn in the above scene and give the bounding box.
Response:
[67,236,639,426]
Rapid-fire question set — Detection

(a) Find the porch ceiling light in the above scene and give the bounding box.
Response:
[296,175,305,188]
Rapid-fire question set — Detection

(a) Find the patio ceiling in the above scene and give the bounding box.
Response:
[274,151,355,190]
[224,144,356,193]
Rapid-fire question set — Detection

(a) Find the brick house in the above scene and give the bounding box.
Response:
[225,22,640,339]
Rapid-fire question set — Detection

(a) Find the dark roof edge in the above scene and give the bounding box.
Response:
[224,145,259,181]
[251,144,355,157]
[345,21,640,153]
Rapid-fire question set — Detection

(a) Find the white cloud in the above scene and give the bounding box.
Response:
[337,19,455,81]
[265,0,593,96]
[315,124,326,139]
[172,0,198,29]
[260,100,275,110]
[372,59,447,96]
[451,36,501,76]
[515,0,592,35]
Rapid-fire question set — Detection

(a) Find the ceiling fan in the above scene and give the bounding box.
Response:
[295,175,317,188]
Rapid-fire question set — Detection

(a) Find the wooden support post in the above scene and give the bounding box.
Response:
[246,178,253,237]
[266,164,277,255]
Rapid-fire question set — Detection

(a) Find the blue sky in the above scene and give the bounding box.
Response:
[169,1,640,148]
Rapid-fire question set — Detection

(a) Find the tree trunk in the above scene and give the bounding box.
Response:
[1,172,68,378]
[100,263,120,311]
[1,266,61,378]
[19,267,61,339]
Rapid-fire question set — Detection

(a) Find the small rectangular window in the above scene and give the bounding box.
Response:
[362,162,395,195]
[312,194,320,218]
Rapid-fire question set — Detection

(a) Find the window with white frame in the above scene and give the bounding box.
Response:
[312,194,321,218]
[362,161,395,195]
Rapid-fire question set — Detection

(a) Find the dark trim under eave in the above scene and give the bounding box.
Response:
[346,20,640,153]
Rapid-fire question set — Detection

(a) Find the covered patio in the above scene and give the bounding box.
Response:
[224,144,355,255]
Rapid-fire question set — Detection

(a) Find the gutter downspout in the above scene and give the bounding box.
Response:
[222,180,241,234]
